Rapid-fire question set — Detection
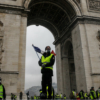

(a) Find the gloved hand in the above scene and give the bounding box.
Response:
[42,64,46,67]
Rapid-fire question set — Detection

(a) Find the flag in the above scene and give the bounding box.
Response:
[32,44,45,54]
[51,50,56,56]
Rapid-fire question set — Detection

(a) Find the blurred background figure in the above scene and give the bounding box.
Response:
[0,77,6,100]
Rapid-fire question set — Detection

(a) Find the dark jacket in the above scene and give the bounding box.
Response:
[52,87,55,99]
[38,52,55,76]
[19,92,23,99]
[0,84,6,99]
[79,90,85,99]
[90,90,96,99]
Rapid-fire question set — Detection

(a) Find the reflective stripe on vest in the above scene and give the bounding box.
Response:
[46,86,49,98]
[51,90,53,97]
[90,92,93,99]
[98,92,100,98]
[56,95,59,98]
[0,85,3,98]
[40,91,42,93]
[72,91,75,96]
[97,90,100,98]
[84,93,88,97]
[90,90,96,99]
[60,94,62,98]
[41,54,54,70]
[64,96,66,99]
[77,95,79,98]
[46,86,53,98]
[14,95,17,98]
[34,96,36,99]
[80,92,83,99]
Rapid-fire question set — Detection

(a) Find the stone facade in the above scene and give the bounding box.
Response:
[0,0,100,99]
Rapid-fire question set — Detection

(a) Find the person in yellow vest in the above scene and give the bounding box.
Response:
[11,93,14,100]
[69,91,76,99]
[0,77,6,100]
[63,94,66,99]
[89,87,96,100]
[76,93,80,100]
[39,89,42,96]
[79,90,85,100]
[38,46,55,99]
[13,94,17,100]
[84,92,88,99]
[55,93,60,99]
[96,87,100,99]
[34,95,36,100]
[60,93,62,99]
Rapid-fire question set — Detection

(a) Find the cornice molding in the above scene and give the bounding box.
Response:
[0,71,19,74]
[54,15,100,45]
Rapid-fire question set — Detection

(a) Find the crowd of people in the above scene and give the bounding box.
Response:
[27,86,100,100]
[69,87,100,100]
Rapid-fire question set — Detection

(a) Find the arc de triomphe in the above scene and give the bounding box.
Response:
[0,0,100,99]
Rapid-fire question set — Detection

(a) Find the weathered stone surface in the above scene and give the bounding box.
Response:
[0,0,100,99]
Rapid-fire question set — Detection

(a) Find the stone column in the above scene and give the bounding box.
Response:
[72,23,93,92]
[62,56,71,97]
[17,16,27,97]
[0,12,27,99]
[55,44,63,94]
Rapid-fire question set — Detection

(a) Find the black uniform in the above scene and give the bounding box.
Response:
[19,92,23,100]
[38,52,55,99]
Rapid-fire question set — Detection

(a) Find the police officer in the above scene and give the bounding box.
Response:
[89,87,96,99]
[96,87,100,99]
[13,94,17,100]
[55,93,59,99]
[60,93,62,99]
[26,91,29,100]
[34,95,36,100]
[38,46,55,99]
[0,77,6,100]
[19,91,23,100]
[11,93,14,100]
[84,92,88,99]
[63,94,66,99]
[79,90,85,100]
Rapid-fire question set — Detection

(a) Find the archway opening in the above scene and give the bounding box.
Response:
[25,25,57,95]
[25,0,79,95]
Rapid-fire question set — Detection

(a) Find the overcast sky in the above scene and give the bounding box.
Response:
[25,25,57,90]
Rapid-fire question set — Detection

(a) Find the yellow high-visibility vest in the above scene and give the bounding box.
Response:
[34,96,36,99]
[90,90,96,99]
[84,93,88,97]
[0,85,3,98]
[41,54,54,70]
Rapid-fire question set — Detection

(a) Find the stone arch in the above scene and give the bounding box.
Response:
[28,18,59,39]
[24,0,81,16]
[67,0,82,16]
[26,0,82,39]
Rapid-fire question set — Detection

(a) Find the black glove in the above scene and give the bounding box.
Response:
[41,64,46,67]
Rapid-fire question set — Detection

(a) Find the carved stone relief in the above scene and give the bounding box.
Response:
[87,0,100,12]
